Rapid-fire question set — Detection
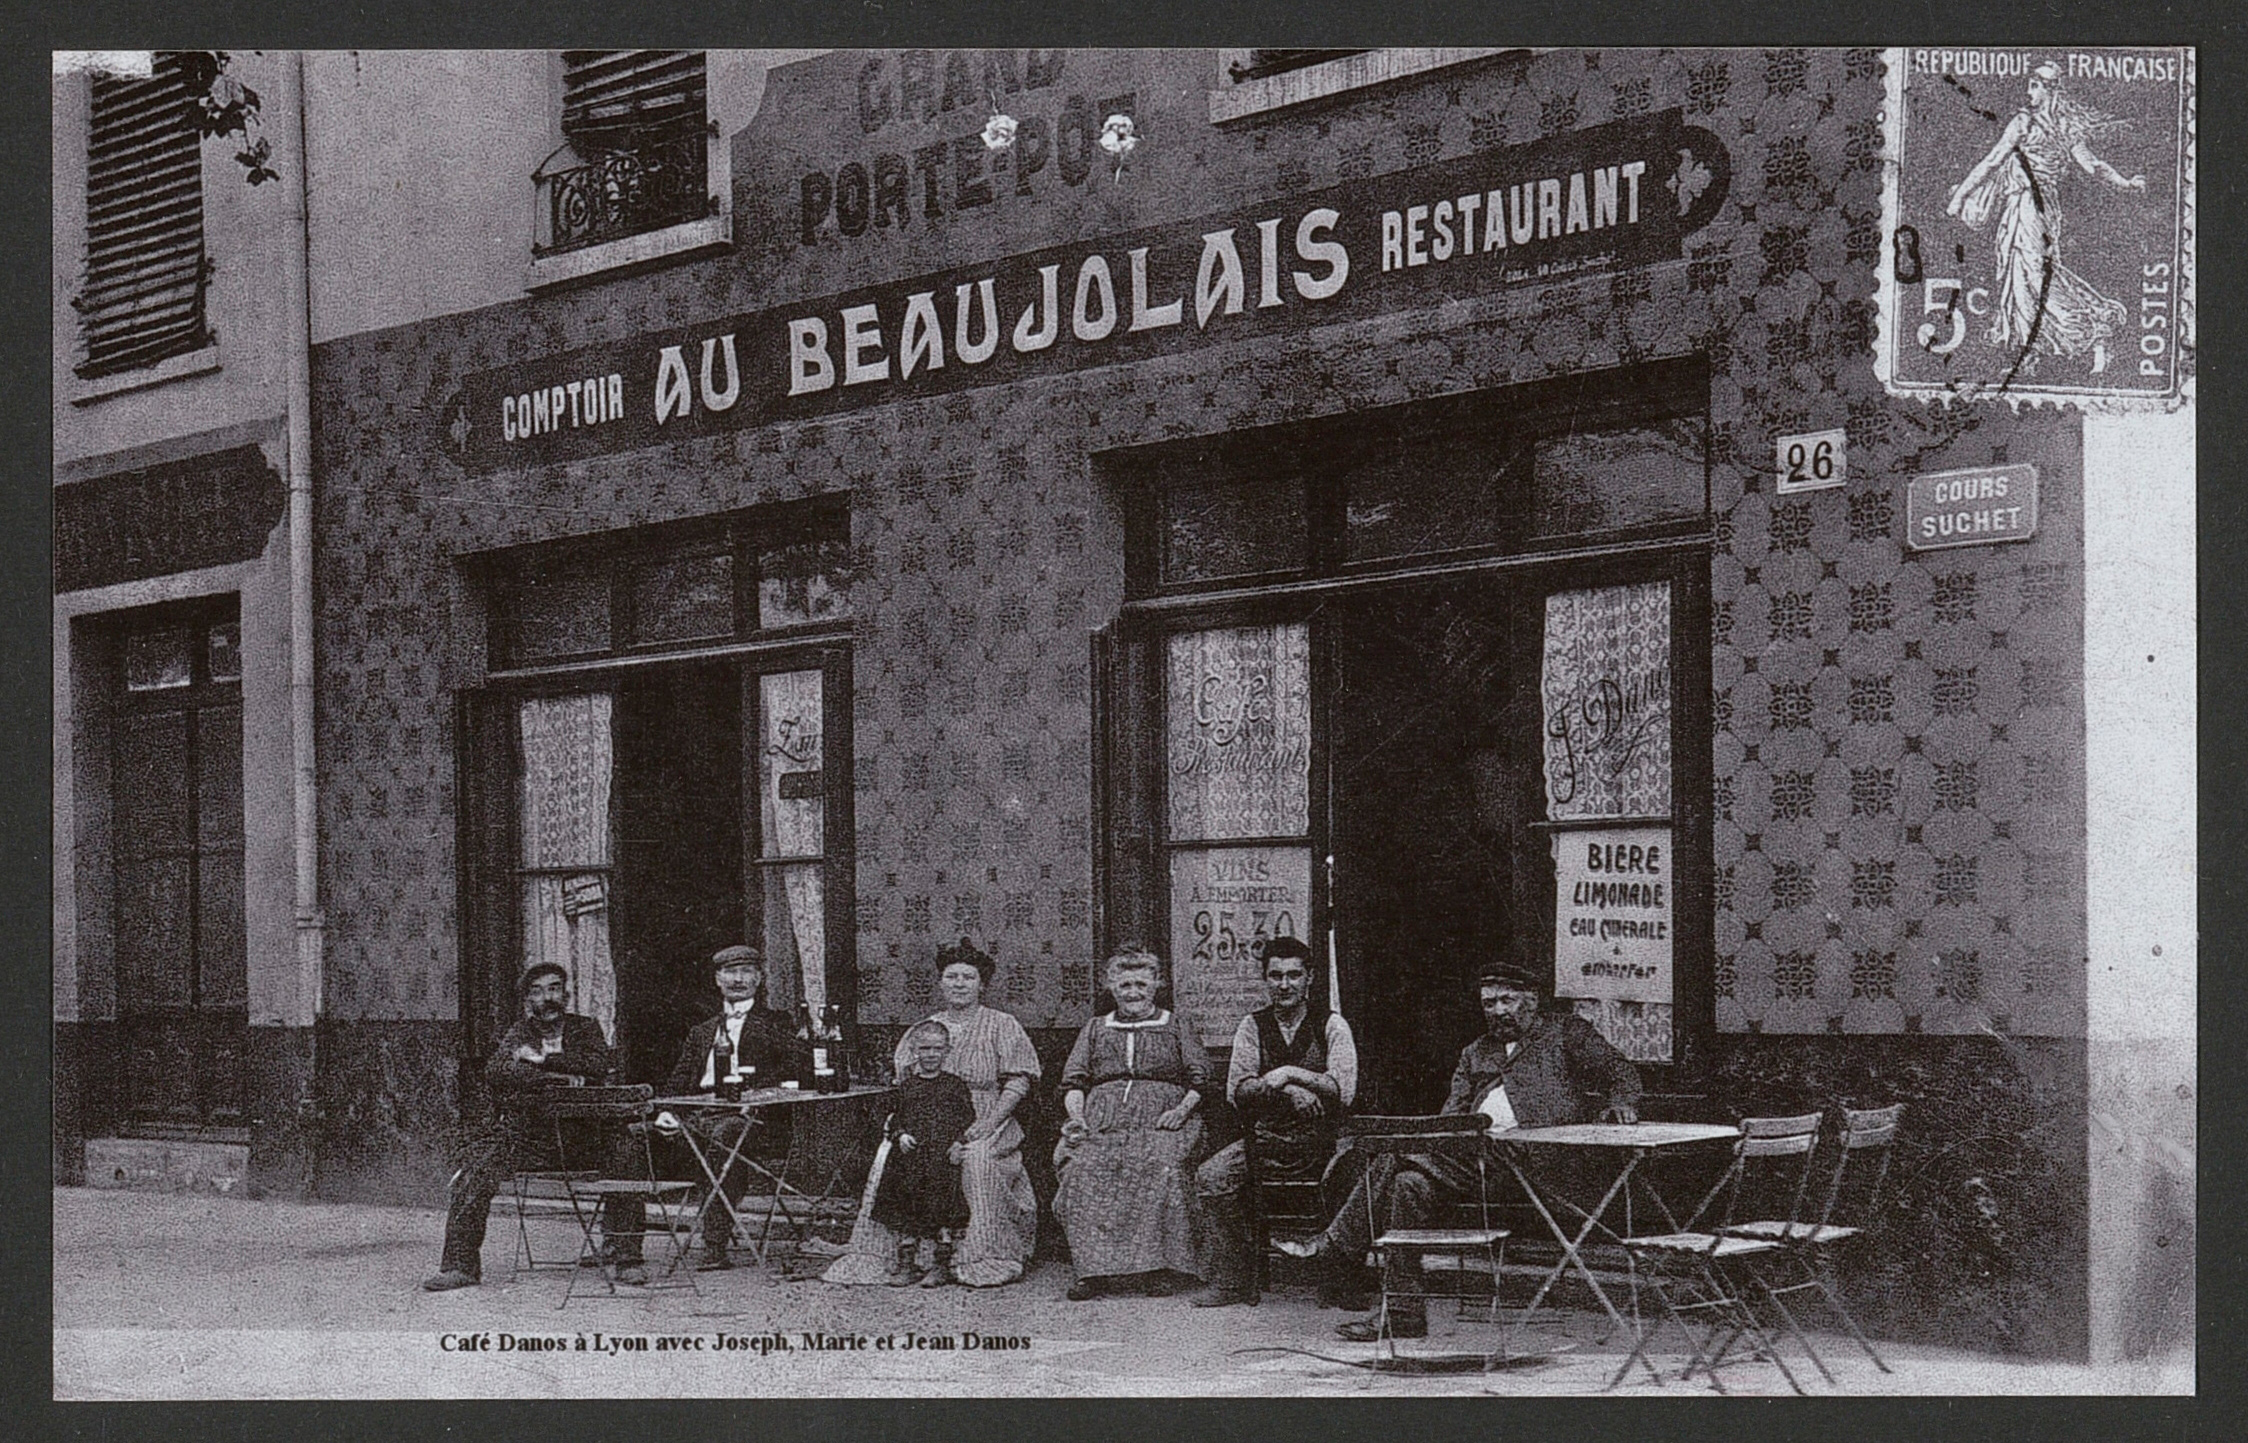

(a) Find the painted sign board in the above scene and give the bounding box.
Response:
[1552,825,1673,1005]
[1904,463,2039,551]
[440,108,1729,473]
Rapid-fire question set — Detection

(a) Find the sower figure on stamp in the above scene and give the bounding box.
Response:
[651,944,807,1270]
[424,960,647,1291]
[1279,963,1641,1341]
[871,1020,978,1288]
[1190,936,1359,1309]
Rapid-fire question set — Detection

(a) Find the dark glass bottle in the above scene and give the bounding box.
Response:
[712,1024,740,1103]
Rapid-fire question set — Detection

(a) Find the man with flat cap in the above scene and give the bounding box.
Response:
[1281,961,1642,1340]
[653,944,807,1269]
[424,960,647,1290]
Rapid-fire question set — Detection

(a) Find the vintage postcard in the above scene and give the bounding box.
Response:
[51,45,2194,1401]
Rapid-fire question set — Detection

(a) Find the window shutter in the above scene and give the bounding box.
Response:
[1227,50,1369,83]
[76,53,208,378]
[561,50,706,145]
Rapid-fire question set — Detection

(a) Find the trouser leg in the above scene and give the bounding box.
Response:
[1194,1142,1254,1294]
[599,1125,648,1263]
[439,1122,522,1277]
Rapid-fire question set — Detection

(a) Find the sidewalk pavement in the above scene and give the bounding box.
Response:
[53,1187,2191,1400]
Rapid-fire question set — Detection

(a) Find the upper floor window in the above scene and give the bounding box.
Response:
[1225,50,1369,83]
[72,53,209,379]
[481,499,853,672]
[1209,47,1532,124]
[534,50,713,257]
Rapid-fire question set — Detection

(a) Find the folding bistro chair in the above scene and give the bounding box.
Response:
[1340,1115,1510,1357]
[1610,1112,1824,1394]
[498,1092,608,1278]
[503,1162,598,1278]
[1722,1103,1904,1376]
[1245,1125,1336,1297]
[547,1085,699,1307]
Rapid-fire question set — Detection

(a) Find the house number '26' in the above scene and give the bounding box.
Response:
[1775,428,1847,494]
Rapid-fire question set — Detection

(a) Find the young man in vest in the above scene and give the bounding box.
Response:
[1189,935,1360,1308]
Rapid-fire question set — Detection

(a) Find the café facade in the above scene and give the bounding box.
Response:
[297,48,2125,1356]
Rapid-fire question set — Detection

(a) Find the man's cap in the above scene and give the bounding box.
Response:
[1475,963,1546,994]
[520,959,569,992]
[712,944,764,972]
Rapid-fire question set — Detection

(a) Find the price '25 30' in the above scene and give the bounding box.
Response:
[1190,909,1297,965]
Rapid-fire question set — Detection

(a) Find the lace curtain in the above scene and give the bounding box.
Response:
[519,693,616,1038]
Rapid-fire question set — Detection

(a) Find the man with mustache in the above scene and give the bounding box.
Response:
[1280,963,1641,1341]
[424,960,648,1290]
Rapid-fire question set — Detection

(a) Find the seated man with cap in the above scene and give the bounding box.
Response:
[424,960,647,1290]
[1280,962,1642,1341]
[653,944,808,1269]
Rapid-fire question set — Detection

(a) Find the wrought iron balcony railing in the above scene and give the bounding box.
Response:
[533,127,714,257]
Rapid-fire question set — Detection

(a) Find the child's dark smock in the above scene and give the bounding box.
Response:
[870,1070,976,1237]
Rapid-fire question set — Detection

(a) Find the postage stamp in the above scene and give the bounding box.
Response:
[1877,46,2195,408]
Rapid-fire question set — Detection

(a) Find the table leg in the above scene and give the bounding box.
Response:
[1501,1148,1660,1384]
[675,1111,763,1260]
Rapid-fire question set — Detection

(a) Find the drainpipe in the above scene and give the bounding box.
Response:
[280,51,324,1032]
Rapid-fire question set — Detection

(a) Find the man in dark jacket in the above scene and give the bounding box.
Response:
[424,961,647,1290]
[1283,963,1642,1340]
[651,944,808,1268]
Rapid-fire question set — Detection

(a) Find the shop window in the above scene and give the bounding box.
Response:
[484,502,850,671]
[757,669,833,1016]
[1532,419,1708,540]
[1125,360,1708,596]
[757,537,854,630]
[626,548,734,646]
[1541,580,1675,1063]
[73,53,210,379]
[510,568,614,663]
[1340,427,1526,564]
[535,51,712,258]
[1161,474,1310,587]
[1163,623,1314,1047]
[519,693,618,1032]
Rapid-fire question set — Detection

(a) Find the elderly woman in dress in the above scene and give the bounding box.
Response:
[823,939,1042,1287]
[1052,947,1215,1301]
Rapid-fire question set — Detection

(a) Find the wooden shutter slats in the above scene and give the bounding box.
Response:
[562,50,705,137]
[77,53,208,377]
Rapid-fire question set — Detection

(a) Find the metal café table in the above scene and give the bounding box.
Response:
[651,1084,893,1265]
[1492,1121,1741,1379]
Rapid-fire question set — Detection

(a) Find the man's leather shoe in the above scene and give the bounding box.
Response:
[1335,1312,1427,1342]
[1065,1277,1104,1301]
[1189,1285,1258,1308]
[421,1269,479,1291]
[613,1262,650,1286]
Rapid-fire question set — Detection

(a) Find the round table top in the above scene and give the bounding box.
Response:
[1495,1121,1741,1148]
[650,1084,894,1110]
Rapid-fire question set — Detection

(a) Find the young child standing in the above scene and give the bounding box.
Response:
[871,1019,976,1287]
